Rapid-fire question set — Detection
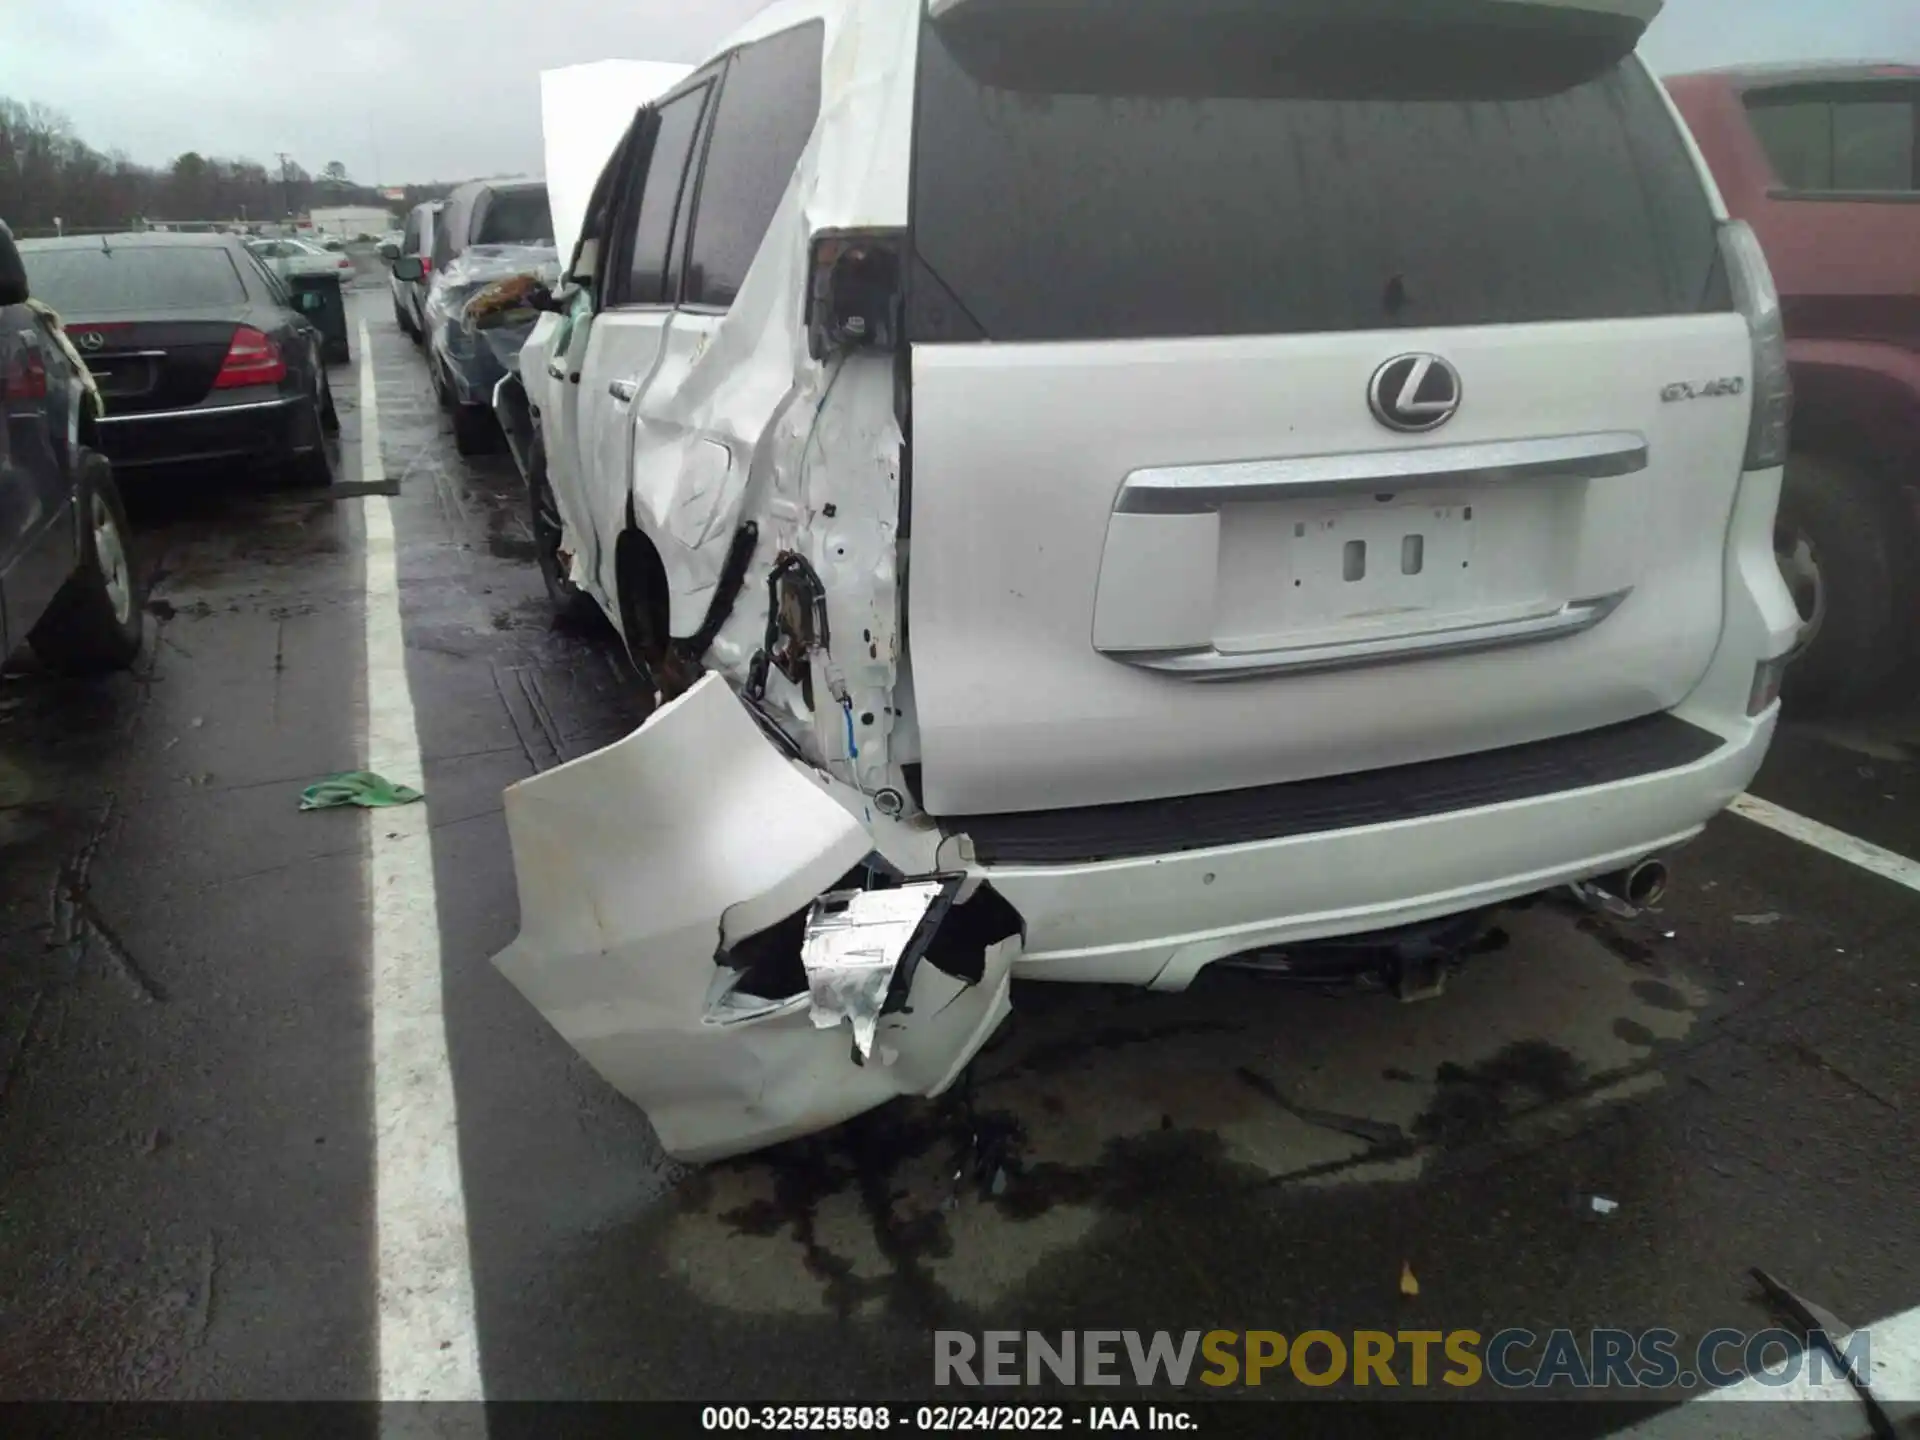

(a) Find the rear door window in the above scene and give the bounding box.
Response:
[682,22,824,310]
[611,86,710,306]
[22,246,248,314]
[1747,87,1918,194]
[241,248,292,306]
[909,6,1726,343]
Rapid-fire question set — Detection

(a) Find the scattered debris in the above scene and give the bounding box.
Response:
[298,771,424,811]
[1750,1267,1893,1437]
[1785,1041,1900,1111]
[1235,1067,1407,1148]
[1400,1261,1419,1297]
[50,795,168,1004]
[1733,912,1781,926]
[193,1230,217,1348]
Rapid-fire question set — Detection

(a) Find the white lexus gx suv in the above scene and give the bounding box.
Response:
[491,0,1802,1159]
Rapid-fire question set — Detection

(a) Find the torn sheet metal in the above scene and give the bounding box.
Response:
[802,882,941,1057]
[608,0,923,805]
[491,673,1017,1161]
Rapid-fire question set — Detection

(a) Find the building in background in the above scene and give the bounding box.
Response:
[308,205,393,238]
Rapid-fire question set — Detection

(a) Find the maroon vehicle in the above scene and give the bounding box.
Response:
[1666,63,1919,708]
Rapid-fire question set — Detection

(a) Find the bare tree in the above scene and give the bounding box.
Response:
[0,93,446,235]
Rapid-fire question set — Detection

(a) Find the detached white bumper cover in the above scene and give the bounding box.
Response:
[491,675,1016,1162]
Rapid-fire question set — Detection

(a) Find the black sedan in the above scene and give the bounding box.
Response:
[17,232,340,485]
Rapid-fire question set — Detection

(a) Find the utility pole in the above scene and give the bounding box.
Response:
[276,152,294,220]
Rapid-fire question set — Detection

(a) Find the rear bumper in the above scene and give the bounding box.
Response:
[94,394,309,470]
[975,463,1802,987]
[978,706,1774,989]
[487,469,1800,1158]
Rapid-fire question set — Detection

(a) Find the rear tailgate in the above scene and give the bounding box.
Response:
[904,0,1747,817]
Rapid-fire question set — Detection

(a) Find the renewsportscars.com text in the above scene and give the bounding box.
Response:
[934,1328,1869,1390]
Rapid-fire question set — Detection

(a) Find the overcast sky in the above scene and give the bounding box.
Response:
[3,0,1916,184]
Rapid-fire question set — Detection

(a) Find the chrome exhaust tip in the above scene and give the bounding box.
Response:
[1621,858,1669,909]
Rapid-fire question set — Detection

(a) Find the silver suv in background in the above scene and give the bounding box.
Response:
[386,199,441,345]
[393,179,554,452]
[494,0,1801,1161]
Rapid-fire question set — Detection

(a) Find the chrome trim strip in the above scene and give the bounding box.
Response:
[95,396,299,424]
[1104,590,1632,681]
[1115,432,1648,514]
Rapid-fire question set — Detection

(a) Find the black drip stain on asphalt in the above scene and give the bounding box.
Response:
[709,1096,990,1320]
[1630,978,1690,1012]
[1412,1039,1584,1147]
[696,1027,1607,1325]
[1613,1017,1659,1047]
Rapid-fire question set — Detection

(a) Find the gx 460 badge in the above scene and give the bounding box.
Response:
[1661,376,1746,402]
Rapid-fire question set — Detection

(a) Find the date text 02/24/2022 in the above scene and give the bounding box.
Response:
[700,1404,1198,1432]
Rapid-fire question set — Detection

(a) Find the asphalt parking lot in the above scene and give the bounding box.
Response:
[1,284,1917,1426]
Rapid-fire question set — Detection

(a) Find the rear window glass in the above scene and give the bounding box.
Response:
[476,189,554,245]
[909,6,1728,343]
[22,245,247,315]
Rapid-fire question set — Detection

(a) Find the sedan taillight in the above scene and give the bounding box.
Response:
[1,347,47,401]
[214,326,287,389]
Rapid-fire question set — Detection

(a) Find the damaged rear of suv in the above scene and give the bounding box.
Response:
[493,0,1802,1160]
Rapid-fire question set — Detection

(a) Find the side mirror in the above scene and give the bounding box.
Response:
[392,255,424,282]
[378,242,400,261]
[0,226,28,306]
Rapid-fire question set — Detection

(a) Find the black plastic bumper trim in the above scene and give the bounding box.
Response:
[950,713,1725,865]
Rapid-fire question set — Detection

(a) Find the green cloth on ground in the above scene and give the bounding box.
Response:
[299,771,424,811]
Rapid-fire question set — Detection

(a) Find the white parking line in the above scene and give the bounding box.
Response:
[359,318,485,1404]
[1610,1302,1920,1436]
[1730,793,1920,897]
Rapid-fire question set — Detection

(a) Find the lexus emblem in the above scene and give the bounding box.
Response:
[74,330,105,351]
[1368,353,1462,433]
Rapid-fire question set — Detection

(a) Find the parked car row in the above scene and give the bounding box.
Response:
[482,0,1821,1161]
[383,180,557,455]
[12,231,341,486]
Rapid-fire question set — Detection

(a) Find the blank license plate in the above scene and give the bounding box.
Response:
[1284,500,1475,625]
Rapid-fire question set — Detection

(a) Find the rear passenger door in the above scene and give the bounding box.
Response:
[624,22,824,628]
[530,114,643,531]
[570,75,715,618]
